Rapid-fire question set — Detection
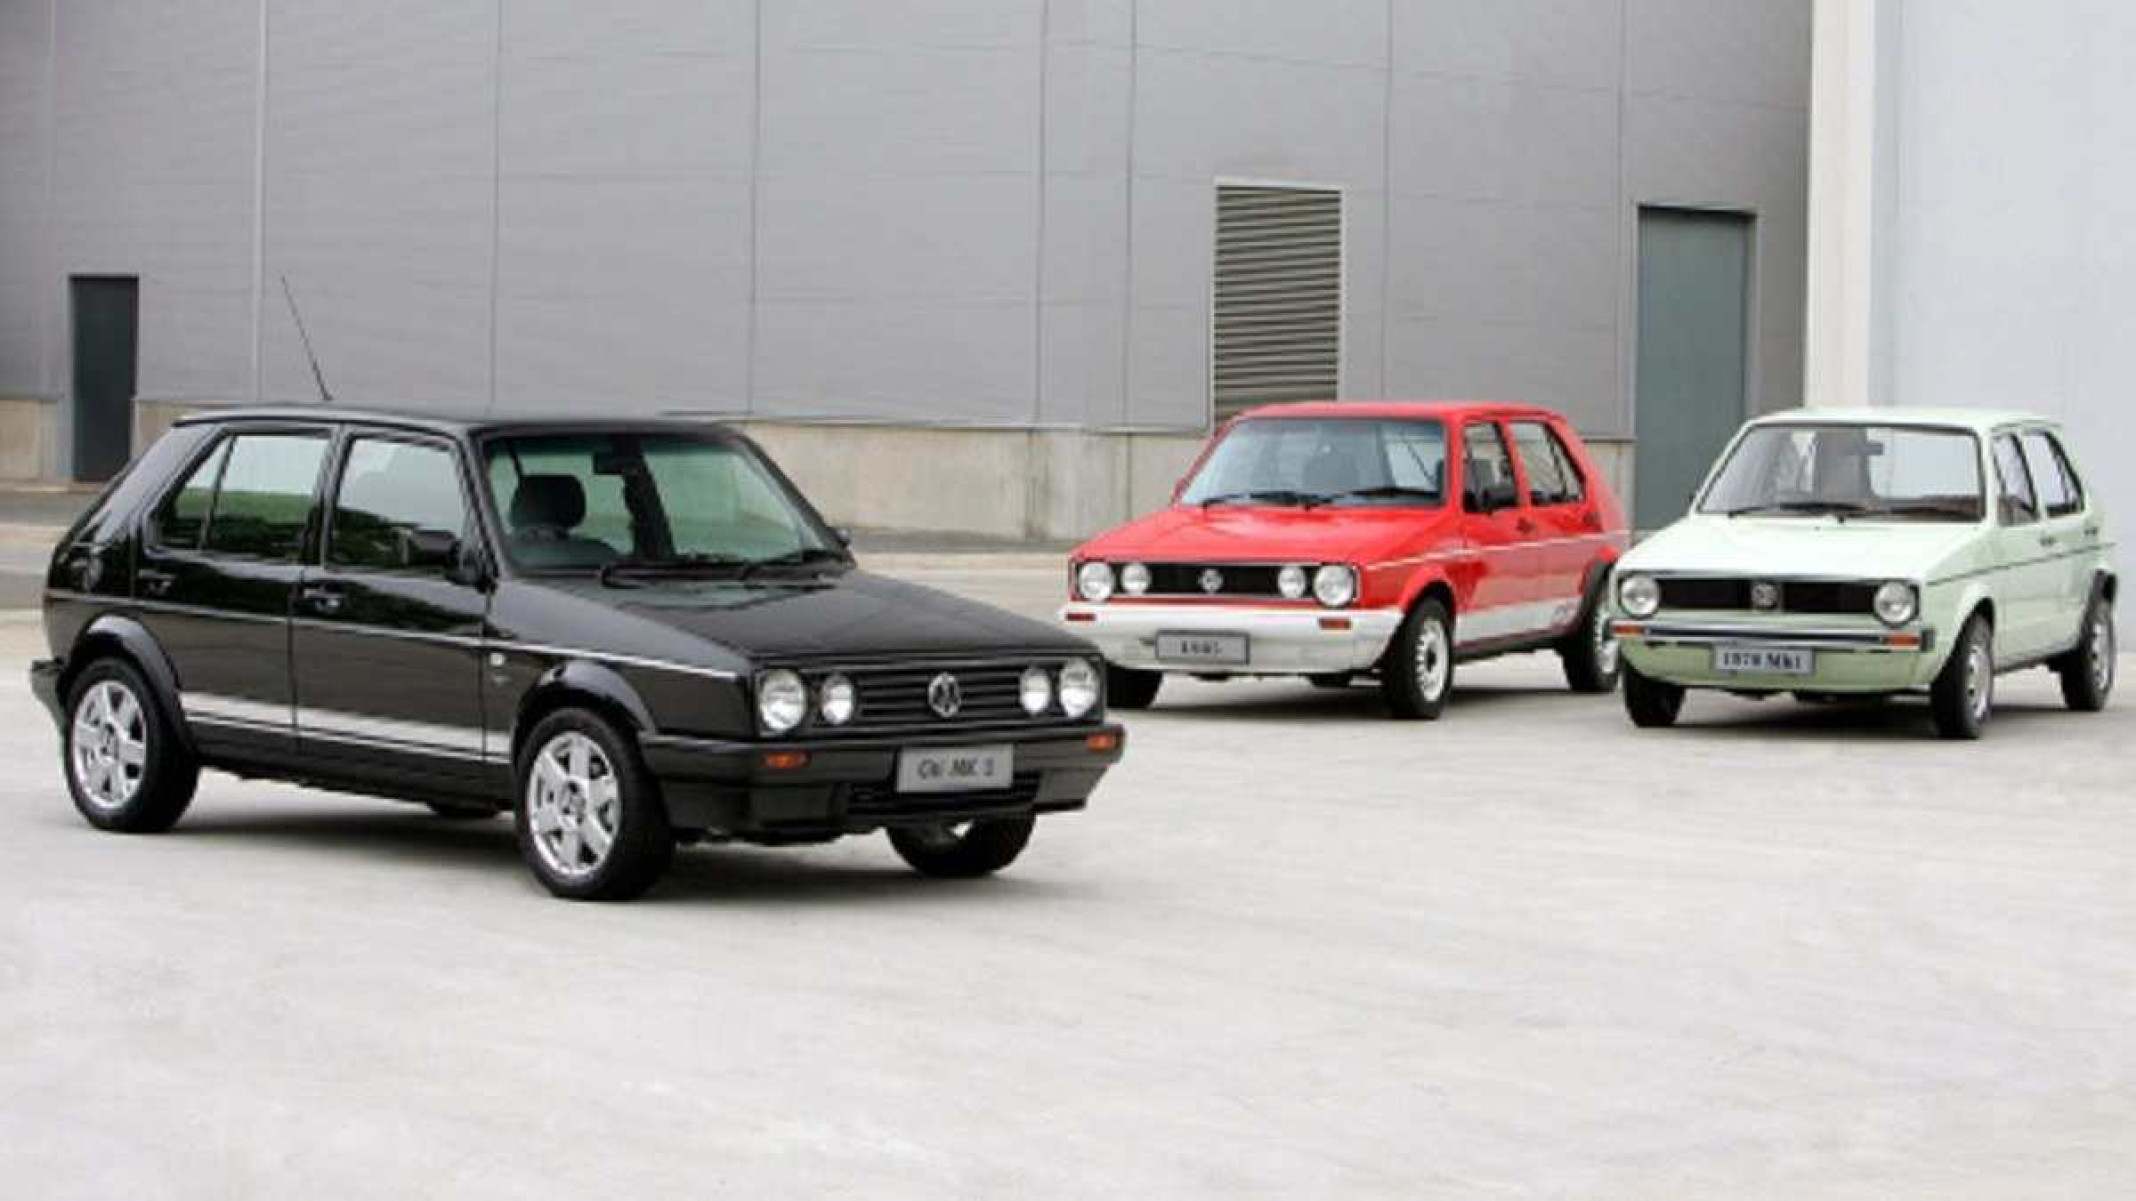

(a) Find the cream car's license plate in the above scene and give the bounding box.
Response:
[896,745,1013,793]
[1156,631,1249,665]
[1713,645,1814,675]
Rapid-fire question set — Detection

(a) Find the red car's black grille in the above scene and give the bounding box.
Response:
[1142,563,1286,597]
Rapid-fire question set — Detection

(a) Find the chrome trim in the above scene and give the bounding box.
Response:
[290,617,486,649]
[1621,623,1930,653]
[1370,531,1624,573]
[183,692,295,728]
[49,593,287,625]
[491,641,742,681]
[296,707,487,756]
[298,725,488,762]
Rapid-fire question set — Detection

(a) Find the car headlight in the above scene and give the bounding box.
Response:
[1618,574,1660,618]
[1076,561,1115,602]
[1277,564,1309,600]
[1312,564,1357,608]
[1019,665,1053,715]
[818,673,857,726]
[1058,658,1100,719]
[1872,580,1918,627]
[1119,562,1151,596]
[757,669,807,734]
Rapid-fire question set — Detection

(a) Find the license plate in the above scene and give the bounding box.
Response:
[1155,631,1249,665]
[896,745,1013,794]
[1713,645,1814,675]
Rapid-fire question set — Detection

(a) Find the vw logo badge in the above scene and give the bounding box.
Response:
[926,672,962,719]
[1750,581,1781,611]
[1198,568,1225,594]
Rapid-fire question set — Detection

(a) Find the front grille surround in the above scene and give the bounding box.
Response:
[1654,576,1881,617]
[781,658,1100,735]
[1118,561,1320,600]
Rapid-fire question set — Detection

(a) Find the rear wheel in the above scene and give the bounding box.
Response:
[888,816,1035,878]
[64,658,198,833]
[1105,663,1162,710]
[1930,613,1994,740]
[1558,581,1623,694]
[1622,662,1685,729]
[1380,598,1453,720]
[2057,594,2115,712]
[514,709,673,900]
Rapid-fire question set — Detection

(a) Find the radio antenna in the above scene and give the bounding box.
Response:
[279,274,335,404]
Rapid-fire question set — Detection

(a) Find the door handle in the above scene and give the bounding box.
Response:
[1515,517,1537,536]
[2039,533,2059,549]
[299,583,345,614]
[137,567,174,597]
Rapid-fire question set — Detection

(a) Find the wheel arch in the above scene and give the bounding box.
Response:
[62,614,196,754]
[512,659,658,766]
[1395,569,1458,623]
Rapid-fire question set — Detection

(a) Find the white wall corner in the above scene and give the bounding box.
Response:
[1804,0,1896,410]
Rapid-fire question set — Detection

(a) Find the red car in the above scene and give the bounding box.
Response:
[1059,401,1630,718]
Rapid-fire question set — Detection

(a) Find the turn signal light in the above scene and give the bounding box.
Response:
[1085,731,1120,753]
[1883,631,1923,649]
[761,750,810,771]
[1611,621,1645,638]
[1064,610,1095,623]
[1318,617,1353,631]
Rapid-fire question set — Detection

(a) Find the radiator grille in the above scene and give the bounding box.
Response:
[1655,577,1878,616]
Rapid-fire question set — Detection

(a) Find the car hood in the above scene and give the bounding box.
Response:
[1075,505,1452,566]
[529,569,1091,663]
[1621,515,1983,581]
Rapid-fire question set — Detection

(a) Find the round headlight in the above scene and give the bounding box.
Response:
[1076,561,1115,602]
[1058,658,1100,719]
[1277,564,1309,600]
[1312,564,1357,608]
[1618,574,1661,618]
[1873,580,1918,627]
[1120,562,1151,596]
[757,669,807,734]
[1019,665,1053,715]
[818,674,857,725]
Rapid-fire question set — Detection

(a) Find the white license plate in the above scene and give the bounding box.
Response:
[1156,631,1249,665]
[1713,645,1815,675]
[896,745,1013,794]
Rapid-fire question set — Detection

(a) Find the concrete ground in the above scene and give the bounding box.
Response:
[1,556,2132,1199]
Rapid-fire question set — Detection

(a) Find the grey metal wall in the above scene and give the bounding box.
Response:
[1,0,1810,468]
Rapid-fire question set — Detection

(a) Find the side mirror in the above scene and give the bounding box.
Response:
[832,526,853,548]
[444,537,494,589]
[404,528,459,570]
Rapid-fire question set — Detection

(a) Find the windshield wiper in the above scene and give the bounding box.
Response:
[1722,499,1872,519]
[737,546,850,580]
[597,552,749,587]
[1326,485,1441,504]
[1198,489,1332,509]
[1876,501,1983,521]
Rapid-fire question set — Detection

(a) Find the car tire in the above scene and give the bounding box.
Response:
[1930,612,1994,740]
[1306,672,1352,690]
[426,802,497,820]
[1105,663,1163,710]
[514,708,673,900]
[2057,594,2115,713]
[1380,597,1454,720]
[1557,578,1623,694]
[888,816,1035,879]
[62,657,199,833]
[1621,662,1685,729]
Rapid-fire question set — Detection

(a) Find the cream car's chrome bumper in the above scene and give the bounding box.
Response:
[1059,603,1402,673]
[1611,620,1936,654]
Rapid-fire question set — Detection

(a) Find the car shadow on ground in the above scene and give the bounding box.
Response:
[1135,677,1588,722]
[150,804,1070,907]
[1664,694,2085,742]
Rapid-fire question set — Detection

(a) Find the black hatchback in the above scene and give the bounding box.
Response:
[31,408,1124,899]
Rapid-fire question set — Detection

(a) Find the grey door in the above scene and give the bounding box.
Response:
[70,276,139,482]
[1633,209,1751,531]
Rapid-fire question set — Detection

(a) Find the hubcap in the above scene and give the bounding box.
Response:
[1416,618,1450,701]
[1594,604,1620,677]
[1966,635,1993,724]
[71,680,148,811]
[526,732,622,880]
[2092,610,2115,693]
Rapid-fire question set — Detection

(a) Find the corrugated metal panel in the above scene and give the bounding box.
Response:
[1211,185,1341,420]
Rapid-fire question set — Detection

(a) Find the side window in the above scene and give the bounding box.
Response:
[1463,423,1517,510]
[2019,432,2083,518]
[1547,427,1587,502]
[486,446,632,553]
[1508,421,1570,505]
[203,433,329,559]
[1991,434,2038,526]
[151,438,231,550]
[330,438,472,573]
[1382,423,1447,497]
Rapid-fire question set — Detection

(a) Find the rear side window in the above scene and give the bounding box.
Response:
[330,438,471,572]
[151,438,231,550]
[1508,421,1585,506]
[202,433,329,559]
[1991,434,2038,526]
[2018,431,2083,518]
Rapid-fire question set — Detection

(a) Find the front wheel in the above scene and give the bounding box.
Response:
[1380,598,1454,720]
[1622,662,1685,729]
[515,709,674,900]
[1930,613,1994,740]
[63,658,198,833]
[888,816,1035,878]
[1105,663,1163,710]
[2058,595,2115,712]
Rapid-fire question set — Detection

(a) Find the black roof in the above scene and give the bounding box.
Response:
[174,404,746,439]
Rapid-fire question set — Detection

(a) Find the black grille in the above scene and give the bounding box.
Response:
[1656,577,1876,616]
[796,662,1080,733]
[845,774,1043,823]
[1144,563,1286,598]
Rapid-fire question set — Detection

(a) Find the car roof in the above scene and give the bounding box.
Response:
[1745,406,2058,433]
[173,404,742,440]
[1228,399,1567,423]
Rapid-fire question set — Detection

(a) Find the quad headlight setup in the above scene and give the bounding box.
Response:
[1311,564,1358,608]
[1118,562,1151,596]
[756,668,808,734]
[817,673,857,725]
[1872,580,1919,627]
[1277,564,1309,599]
[760,659,1102,732]
[1058,658,1100,718]
[1075,560,1115,602]
[1019,665,1054,715]
[1618,573,1661,618]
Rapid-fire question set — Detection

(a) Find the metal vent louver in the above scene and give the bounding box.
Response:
[1212,185,1343,421]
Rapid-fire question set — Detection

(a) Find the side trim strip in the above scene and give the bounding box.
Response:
[295,707,487,756]
[492,641,742,681]
[184,692,294,729]
[1452,594,1584,647]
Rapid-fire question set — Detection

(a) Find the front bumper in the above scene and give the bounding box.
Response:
[638,723,1125,840]
[30,658,63,726]
[1615,618,1941,691]
[1058,602,1401,674]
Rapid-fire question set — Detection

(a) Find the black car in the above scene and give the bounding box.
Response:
[31,408,1123,899]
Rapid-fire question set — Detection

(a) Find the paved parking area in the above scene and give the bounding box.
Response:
[1,561,2132,1199]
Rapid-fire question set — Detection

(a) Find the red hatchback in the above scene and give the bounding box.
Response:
[1060,401,1630,718]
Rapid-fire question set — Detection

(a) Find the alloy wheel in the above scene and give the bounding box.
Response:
[71,680,148,812]
[526,731,622,880]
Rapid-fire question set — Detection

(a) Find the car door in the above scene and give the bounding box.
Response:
[1987,431,2055,659]
[1505,418,1592,634]
[1455,420,1540,647]
[291,429,494,785]
[2016,427,2094,653]
[133,424,332,758]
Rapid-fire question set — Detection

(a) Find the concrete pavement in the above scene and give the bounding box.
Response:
[1,566,2133,1198]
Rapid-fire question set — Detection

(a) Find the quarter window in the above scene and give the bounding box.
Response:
[202,433,329,559]
[330,438,471,572]
[2018,432,2083,518]
[151,438,230,549]
[1991,435,2038,526]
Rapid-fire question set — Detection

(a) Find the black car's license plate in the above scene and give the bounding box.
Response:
[895,745,1014,793]
[1155,631,1249,665]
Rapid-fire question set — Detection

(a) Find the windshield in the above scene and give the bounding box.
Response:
[1178,418,1447,507]
[482,432,843,572]
[1698,424,1985,521]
